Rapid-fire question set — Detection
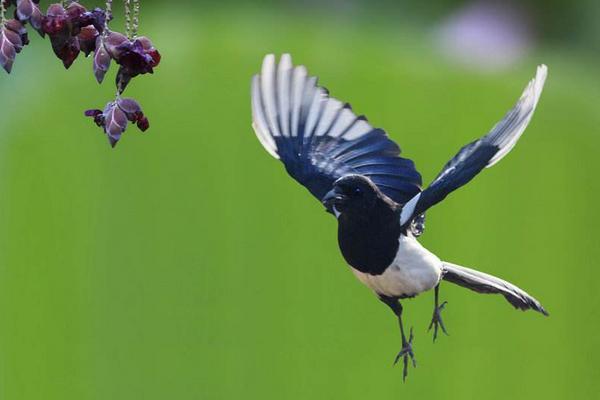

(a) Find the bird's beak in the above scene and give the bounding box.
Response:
[322,187,345,207]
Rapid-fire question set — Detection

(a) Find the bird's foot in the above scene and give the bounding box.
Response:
[428,300,448,342]
[393,327,416,381]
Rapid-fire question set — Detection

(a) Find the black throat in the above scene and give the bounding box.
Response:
[337,199,401,276]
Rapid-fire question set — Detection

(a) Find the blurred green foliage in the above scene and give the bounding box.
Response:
[0,2,599,400]
[136,0,600,50]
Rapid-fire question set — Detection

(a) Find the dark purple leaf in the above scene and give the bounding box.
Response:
[65,2,87,35]
[78,8,106,34]
[46,3,65,17]
[42,5,68,36]
[15,0,33,21]
[137,116,149,132]
[104,31,127,59]
[16,0,34,21]
[134,36,161,67]
[136,36,154,51]
[0,30,16,72]
[93,38,110,83]
[0,48,13,73]
[4,19,29,45]
[104,105,127,147]
[84,108,105,127]
[78,25,98,57]
[3,28,22,52]
[116,98,141,119]
[148,49,161,67]
[65,1,86,19]
[29,3,44,37]
[50,35,79,68]
[84,109,102,117]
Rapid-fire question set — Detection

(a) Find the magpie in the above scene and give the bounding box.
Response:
[251,54,548,380]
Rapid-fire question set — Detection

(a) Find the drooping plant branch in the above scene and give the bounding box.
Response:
[0,0,161,147]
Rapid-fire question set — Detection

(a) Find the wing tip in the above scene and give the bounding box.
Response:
[533,64,548,100]
[484,64,548,168]
[536,64,548,81]
[523,63,548,104]
[262,53,294,67]
[262,53,276,67]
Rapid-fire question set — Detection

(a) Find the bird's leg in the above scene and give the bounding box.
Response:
[428,284,448,342]
[379,296,416,381]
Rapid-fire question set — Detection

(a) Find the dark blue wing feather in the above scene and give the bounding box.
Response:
[400,65,548,227]
[252,54,422,207]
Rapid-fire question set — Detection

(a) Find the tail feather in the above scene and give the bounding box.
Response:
[442,262,548,316]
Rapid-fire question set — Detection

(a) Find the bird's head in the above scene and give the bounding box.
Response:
[322,175,383,216]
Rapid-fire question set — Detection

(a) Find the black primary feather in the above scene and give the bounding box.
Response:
[251,54,422,211]
[400,65,547,227]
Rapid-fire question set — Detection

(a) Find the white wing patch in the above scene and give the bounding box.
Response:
[400,192,421,226]
[251,54,380,161]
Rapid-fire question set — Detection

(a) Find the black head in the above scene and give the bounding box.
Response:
[322,175,386,215]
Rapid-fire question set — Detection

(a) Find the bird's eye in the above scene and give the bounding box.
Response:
[354,187,363,195]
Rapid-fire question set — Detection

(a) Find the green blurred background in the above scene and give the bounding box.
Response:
[0,0,599,399]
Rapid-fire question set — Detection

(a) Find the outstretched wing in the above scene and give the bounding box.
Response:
[251,54,422,207]
[400,65,548,226]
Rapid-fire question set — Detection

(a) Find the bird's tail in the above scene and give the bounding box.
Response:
[442,262,549,316]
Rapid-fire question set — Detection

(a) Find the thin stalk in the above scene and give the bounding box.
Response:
[124,0,131,38]
[132,0,139,38]
[104,0,112,35]
[1,0,7,24]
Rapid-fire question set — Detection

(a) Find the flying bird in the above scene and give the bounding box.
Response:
[251,54,548,380]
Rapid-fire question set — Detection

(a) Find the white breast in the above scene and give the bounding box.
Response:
[351,234,443,298]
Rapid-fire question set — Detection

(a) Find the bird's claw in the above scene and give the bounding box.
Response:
[428,300,448,342]
[394,327,416,381]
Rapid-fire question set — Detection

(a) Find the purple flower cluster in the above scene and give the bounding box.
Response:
[0,19,27,72]
[1,0,160,148]
[88,29,160,146]
[3,0,43,34]
[85,98,149,147]
[41,2,106,68]
[1,1,105,71]
[94,31,160,91]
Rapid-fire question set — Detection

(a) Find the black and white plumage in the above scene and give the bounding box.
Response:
[251,54,548,380]
[251,54,423,232]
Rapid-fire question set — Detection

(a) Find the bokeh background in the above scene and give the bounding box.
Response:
[0,0,599,399]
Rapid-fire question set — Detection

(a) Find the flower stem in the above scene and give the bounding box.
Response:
[1,0,6,24]
[124,0,131,38]
[104,0,112,35]
[132,0,140,38]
